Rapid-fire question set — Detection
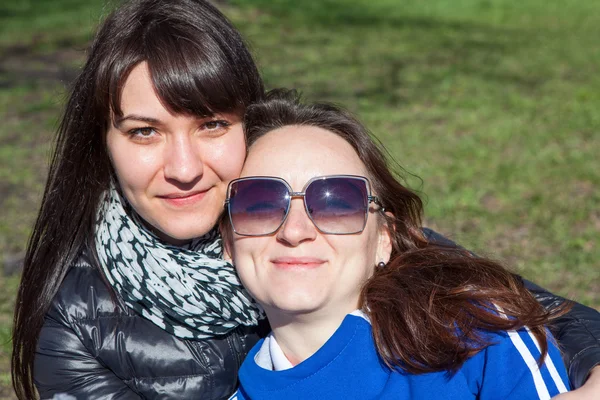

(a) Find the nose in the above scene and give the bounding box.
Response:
[163,134,203,184]
[276,198,318,246]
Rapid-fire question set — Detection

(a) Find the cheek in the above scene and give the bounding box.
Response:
[331,231,379,276]
[107,132,160,191]
[209,126,246,180]
[231,238,264,292]
[230,238,251,275]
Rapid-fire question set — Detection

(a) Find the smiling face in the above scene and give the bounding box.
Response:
[106,62,246,244]
[228,125,392,321]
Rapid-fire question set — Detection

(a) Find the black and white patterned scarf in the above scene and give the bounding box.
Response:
[94,185,264,339]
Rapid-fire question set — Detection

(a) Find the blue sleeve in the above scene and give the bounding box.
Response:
[463,328,570,399]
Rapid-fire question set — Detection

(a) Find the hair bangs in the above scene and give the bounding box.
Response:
[106,51,145,122]
[145,24,247,118]
[103,1,264,124]
[104,33,244,124]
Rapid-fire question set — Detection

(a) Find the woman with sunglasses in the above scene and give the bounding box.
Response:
[224,90,577,399]
[11,0,600,399]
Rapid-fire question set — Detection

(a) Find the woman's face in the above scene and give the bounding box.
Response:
[106,62,246,244]
[228,126,392,319]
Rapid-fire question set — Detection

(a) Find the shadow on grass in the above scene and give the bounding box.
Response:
[0,45,82,89]
[0,0,105,20]
[234,0,550,109]
[0,0,98,89]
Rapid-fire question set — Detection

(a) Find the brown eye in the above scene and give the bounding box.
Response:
[129,127,156,137]
[127,127,158,143]
[203,120,230,130]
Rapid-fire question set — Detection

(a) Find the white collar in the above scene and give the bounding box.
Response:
[254,310,370,371]
[254,332,294,371]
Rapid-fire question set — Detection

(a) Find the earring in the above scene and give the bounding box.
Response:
[377,261,386,268]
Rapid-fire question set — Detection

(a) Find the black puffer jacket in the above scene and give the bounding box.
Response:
[34,231,600,399]
[34,252,268,399]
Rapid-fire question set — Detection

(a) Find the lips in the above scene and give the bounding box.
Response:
[158,190,208,207]
[271,257,326,269]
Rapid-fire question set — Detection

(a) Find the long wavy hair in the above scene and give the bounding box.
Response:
[242,89,568,373]
[12,1,264,398]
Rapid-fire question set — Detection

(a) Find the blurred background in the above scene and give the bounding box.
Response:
[0,0,598,396]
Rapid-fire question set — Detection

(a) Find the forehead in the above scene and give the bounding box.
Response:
[242,125,368,187]
[117,63,168,116]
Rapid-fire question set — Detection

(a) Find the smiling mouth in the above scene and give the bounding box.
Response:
[158,190,209,207]
[271,257,326,269]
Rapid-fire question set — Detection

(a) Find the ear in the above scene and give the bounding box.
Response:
[376,211,394,265]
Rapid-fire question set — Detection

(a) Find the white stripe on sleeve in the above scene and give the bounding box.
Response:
[525,327,569,394]
[507,330,551,400]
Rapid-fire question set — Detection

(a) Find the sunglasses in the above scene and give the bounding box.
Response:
[225,175,383,236]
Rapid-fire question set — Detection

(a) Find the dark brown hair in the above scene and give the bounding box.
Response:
[242,89,568,373]
[12,1,264,398]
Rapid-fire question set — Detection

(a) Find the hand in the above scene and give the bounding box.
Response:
[553,366,600,399]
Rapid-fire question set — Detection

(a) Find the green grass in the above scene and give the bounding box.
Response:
[0,275,19,399]
[0,0,599,396]
[0,0,110,49]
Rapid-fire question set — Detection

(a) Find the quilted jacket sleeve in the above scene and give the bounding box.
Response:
[35,311,141,400]
[34,262,141,400]
[422,227,600,389]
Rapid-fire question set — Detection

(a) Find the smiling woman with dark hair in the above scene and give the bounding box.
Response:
[11,1,265,398]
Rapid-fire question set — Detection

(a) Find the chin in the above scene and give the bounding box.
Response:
[153,219,218,244]
[268,293,325,315]
[133,201,222,244]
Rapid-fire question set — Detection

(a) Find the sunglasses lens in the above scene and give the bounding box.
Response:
[305,177,368,234]
[228,179,289,235]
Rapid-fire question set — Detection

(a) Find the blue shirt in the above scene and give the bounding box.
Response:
[231,313,569,399]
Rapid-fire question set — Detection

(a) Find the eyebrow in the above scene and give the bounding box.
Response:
[113,114,162,129]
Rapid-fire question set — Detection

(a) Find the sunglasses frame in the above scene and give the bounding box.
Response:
[224,174,383,236]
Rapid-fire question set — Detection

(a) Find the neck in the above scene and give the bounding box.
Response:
[265,307,355,366]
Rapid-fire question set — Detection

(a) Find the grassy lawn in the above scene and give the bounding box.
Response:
[0,0,598,396]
